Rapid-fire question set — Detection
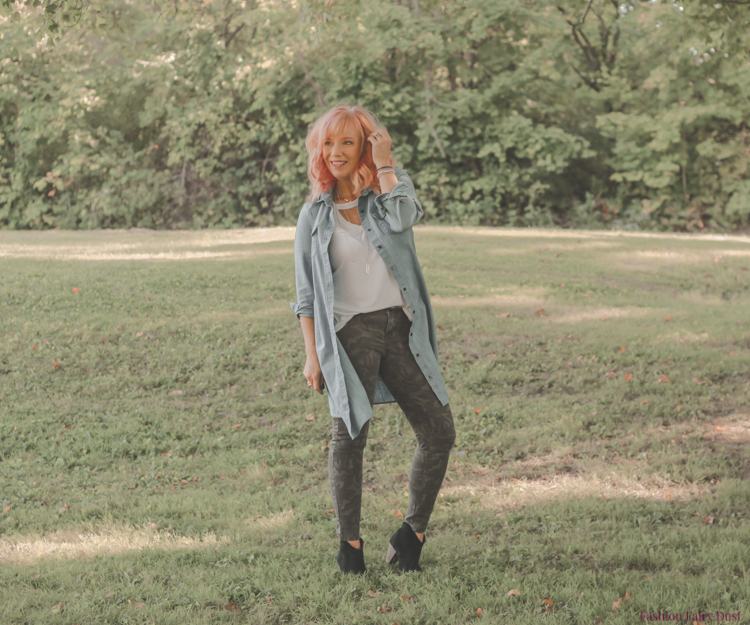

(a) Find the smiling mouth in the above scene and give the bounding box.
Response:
[330,161,348,168]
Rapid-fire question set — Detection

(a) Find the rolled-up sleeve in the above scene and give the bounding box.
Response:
[373,169,424,233]
[290,203,315,319]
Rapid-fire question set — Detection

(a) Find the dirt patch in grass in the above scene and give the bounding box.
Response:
[702,414,750,447]
[0,524,229,566]
[548,306,655,324]
[441,451,712,512]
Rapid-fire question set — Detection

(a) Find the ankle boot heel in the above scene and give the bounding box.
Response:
[337,538,366,575]
[385,522,426,573]
[385,542,397,564]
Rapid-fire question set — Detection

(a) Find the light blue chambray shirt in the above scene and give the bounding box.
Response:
[290,168,450,440]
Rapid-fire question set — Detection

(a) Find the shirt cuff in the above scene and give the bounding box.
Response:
[290,302,314,319]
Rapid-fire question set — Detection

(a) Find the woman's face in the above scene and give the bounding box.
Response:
[322,120,363,183]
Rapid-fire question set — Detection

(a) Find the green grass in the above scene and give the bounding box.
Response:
[1,226,749,624]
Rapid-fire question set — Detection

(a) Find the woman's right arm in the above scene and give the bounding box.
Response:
[291,203,325,394]
[300,316,325,394]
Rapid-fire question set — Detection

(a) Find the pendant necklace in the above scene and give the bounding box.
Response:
[335,187,370,275]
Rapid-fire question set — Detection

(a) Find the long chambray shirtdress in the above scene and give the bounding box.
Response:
[290,168,450,440]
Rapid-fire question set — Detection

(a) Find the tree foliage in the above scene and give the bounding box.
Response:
[1,0,749,229]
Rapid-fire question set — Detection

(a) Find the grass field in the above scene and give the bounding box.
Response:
[1,225,749,625]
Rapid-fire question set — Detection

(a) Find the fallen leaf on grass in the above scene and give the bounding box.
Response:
[477,608,485,616]
[624,374,633,381]
[730,350,735,356]
[703,516,715,524]
[605,371,616,378]
[395,509,403,518]
[104,591,115,598]
[613,598,622,612]
[266,595,274,605]
[507,589,520,597]
[134,602,145,608]
[2,504,11,514]
[536,308,545,314]
[600,316,608,321]
[475,408,482,414]
[233,423,242,428]
[543,599,554,606]
[641,401,650,405]
[368,590,383,598]
[620,347,627,352]
[401,595,411,601]
[50,603,64,613]
[72,287,79,293]
[377,603,390,613]
[225,603,239,611]
[666,317,673,321]
[306,414,315,421]
[659,375,671,383]
[626,590,631,602]
[716,426,726,432]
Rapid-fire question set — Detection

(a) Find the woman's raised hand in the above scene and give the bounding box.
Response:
[368,128,392,169]
[303,353,325,394]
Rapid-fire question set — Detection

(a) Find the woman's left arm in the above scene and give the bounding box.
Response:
[368,129,424,233]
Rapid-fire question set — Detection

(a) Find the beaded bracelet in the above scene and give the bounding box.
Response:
[376,167,395,177]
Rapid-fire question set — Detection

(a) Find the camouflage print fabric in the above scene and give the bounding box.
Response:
[329,306,456,541]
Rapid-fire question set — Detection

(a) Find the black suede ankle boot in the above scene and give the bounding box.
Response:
[337,538,366,574]
[385,522,425,572]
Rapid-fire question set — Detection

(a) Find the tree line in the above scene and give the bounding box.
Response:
[1,0,749,230]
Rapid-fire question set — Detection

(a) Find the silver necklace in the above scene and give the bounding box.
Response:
[334,191,370,275]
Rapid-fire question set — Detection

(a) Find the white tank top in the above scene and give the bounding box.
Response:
[329,200,412,332]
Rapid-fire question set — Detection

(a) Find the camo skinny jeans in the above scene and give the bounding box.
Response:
[329,306,456,542]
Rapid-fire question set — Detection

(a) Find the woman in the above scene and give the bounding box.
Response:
[290,104,456,575]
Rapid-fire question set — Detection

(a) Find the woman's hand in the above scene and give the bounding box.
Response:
[303,352,325,394]
[368,128,393,170]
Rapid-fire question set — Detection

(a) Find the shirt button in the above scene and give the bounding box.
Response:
[402,287,407,291]
[377,245,382,249]
[391,266,395,270]
[410,333,413,337]
[416,353,420,357]
[367,228,371,232]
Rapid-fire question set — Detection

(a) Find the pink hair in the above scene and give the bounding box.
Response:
[304,105,388,202]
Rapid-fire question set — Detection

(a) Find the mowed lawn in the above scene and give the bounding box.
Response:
[1,226,749,625]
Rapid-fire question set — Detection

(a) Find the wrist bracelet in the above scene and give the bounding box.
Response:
[376,168,395,177]
[377,165,394,171]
